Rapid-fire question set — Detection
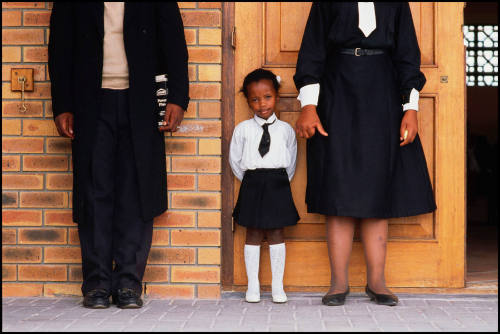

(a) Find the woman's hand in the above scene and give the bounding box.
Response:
[295,105,328,139]
[54,112,74,139]
[400,109,418,146]
[159,103,185,132]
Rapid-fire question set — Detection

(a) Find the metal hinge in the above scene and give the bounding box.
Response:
[231,26,236,49]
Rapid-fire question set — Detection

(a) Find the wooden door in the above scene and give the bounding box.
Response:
[232,2,465,289]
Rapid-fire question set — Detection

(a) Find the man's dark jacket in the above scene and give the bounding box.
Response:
[48,2,189,223]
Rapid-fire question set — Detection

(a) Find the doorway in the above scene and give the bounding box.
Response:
[464,2,498,286]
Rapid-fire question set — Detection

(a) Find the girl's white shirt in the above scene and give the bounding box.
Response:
[229,113,297,181]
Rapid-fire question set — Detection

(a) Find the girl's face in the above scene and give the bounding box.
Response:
[246,79,278,120]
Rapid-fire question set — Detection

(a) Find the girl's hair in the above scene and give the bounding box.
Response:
[240,68,280,98]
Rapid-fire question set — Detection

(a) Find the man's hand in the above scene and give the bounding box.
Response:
[54,112,74,139]
[295,105,328,139]
[400,109,418,146]
[159,103,185,132]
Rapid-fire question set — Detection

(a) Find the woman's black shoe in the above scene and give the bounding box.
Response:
[83,289,110,309]
[112,288,143,309]
[365,286,398,306]
[322,288,350,306]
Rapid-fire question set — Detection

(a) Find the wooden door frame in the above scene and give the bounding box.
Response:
[221,1,235,289]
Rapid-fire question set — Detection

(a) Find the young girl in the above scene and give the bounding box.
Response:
[294,3,436,306]
[230,68,299,303]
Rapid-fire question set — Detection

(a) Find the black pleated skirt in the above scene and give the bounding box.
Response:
[306,52,437,218]
[233,168,300,229]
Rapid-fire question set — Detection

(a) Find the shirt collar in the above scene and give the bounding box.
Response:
[253,112,277,126]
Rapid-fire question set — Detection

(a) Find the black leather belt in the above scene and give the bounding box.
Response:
[338,48,386,56]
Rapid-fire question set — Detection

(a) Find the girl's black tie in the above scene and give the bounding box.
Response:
[258,119,275,157]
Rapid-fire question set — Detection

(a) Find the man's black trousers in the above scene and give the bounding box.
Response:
[78,88,154,296]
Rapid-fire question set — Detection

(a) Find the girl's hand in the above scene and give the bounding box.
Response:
[400,109,418,146]
[295,105,328,139]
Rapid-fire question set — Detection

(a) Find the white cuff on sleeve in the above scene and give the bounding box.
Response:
[297,83,320,108]
[403,88,419,111]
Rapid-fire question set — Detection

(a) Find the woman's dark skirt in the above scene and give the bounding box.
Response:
[233,168,300,229]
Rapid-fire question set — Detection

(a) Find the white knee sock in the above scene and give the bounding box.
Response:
[269,243,287,303]
[244,244,261,302]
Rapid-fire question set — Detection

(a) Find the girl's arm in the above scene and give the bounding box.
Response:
[229,125,245,181]
[286,126,298,181]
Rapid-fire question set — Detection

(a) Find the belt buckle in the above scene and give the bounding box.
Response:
[354,48,361,56]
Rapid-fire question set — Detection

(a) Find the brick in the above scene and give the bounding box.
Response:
[2,28,45,45]
[198,248,220,265]
[20,192,68,208]
[178,2,196,9]
[188,83,221,99]
[172,157,221,172]
[2,246,42,263]
[143,266,169,282]
[2,64,46,81]
[151,229,170,246]
[22,119,58,136]
[184,28,197,45]
[2,174,43,190]
[2,264,17,281]
[2,283,43,297]
[25,82,51,99]
[187,47,221,63]
[181,11,221,27]
[2,228,16,244]
[2,192,18,207]
[2,209,42,226]
[171,229,220,246]
[46,137,72,153]
[2,137,44,153]
[198,211,221,227]
[44,283,81,297]
[45,210,75,226]
[174,120,221,137]
[165,138,196,155]
[198,284,221,299]
[2,119,21,135]
[46,173,73,190]
[18,265,67,281]
[198,101,220,118]
[198,64,221,81]
[198,2,221,9]
[199,28,221,45]
[23,156,69,171]
[2,155,20,171]
[2,3,45,8]
[199,138,221,155]
[23,46,48,62]
[2,101,44,117]
[18,228,67,244]
[198,174,220,191]
[44,247,81,263]
[68,265,82,281]
[171,266,220,283]
[2,46,21,62]
[167,174,195,191]
[68,228,79,245]
[147,248,195,264]
[171,193,221,210]
[145,284,194,299]
[154,211,196,227]
[23,11,51,26]
[188,64,197,81]
[2,11,21,26]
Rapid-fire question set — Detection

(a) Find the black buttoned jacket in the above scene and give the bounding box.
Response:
[48,2,189,222]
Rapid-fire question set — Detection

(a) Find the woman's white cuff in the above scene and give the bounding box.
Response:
[297,83,320,108]
[403,88,419,111]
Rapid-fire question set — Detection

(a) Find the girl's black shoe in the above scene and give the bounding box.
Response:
[365,286,398,306]
[321,288,350,306]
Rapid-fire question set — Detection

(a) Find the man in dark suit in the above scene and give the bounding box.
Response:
[48,2,189,309]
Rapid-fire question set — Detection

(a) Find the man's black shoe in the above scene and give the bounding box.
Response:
[83,289,110,309]
[112,288,143,309]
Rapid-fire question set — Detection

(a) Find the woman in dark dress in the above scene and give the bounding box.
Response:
[294,2,436,306]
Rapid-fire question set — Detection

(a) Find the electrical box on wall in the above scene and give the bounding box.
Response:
[11,68,34,91]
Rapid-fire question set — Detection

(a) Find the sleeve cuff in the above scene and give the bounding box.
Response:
[402,88,419,111]
[297,83,320,108]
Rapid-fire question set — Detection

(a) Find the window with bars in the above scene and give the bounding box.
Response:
[463,25,498,86]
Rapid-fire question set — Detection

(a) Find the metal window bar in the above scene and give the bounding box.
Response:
[463,25,498,87]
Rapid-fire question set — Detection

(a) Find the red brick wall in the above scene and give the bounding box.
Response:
[2,2,223,299]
